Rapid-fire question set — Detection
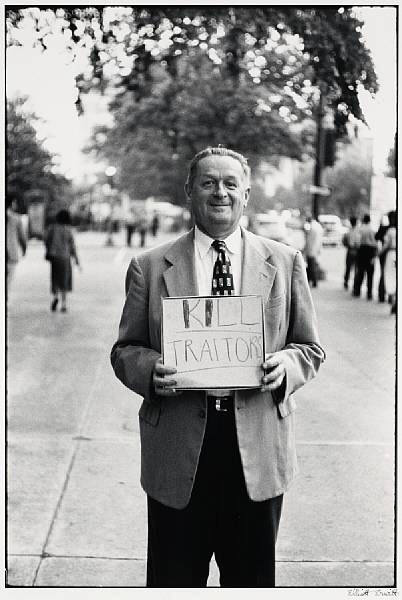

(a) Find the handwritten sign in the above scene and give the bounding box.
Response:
[162,295,265,389]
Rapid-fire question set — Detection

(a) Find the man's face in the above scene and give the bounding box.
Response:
[185,155,250,239]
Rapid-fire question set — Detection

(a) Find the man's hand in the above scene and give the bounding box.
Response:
[153,357,182,396]
[261,353,286,392]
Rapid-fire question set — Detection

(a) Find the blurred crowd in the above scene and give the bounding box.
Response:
[68,199,192,249]
[248,207,396,316]
[7,195,397,317]
[299,209,396,315]
[344,210,396,315]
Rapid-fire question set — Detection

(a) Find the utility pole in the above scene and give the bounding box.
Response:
[312,88,325,220]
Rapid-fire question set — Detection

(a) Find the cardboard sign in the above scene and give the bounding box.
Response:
[162,295,265,389]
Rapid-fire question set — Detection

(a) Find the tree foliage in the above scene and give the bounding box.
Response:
[271,162,313,212]
[6,6,377,123]
[7,7,378,203]
[6,97,72,212]
[271,137,372,217]
[386,135,396,178]
[88,52,310,202]
[323,138,372,216]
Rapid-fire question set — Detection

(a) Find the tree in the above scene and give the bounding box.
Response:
[386,135,396,178]
[271,138,372,217]
[7,7,378,203]
[6,97,72,212]
[7,7,377,128]
[271,161,314,212]
[269,135,373,217]
[323,137,372,216]
[87,52,308,202]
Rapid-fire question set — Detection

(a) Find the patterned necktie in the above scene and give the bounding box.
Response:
[211,240,234,295]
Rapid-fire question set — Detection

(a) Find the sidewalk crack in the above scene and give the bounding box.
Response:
[32,356,106,586]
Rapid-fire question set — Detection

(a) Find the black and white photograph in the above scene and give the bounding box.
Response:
[4,2,397,594]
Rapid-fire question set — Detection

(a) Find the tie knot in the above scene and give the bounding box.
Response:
[212,239,227,253]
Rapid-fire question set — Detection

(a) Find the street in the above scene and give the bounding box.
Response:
[6,228,395,588]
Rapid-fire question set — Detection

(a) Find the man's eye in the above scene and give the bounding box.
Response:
[202,180,214,187]
[226,181,237,188]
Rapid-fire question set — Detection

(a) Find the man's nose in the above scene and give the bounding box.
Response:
[214,181,227,197]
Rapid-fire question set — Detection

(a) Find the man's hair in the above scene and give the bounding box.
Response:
[388,210,396,227]
[56,209,72,225]
[186,146,251,190]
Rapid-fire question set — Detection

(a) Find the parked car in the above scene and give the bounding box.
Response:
[249,211,288,244]
[318,214,344,246]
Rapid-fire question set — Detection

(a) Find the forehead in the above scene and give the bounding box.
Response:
[195,155,245,179]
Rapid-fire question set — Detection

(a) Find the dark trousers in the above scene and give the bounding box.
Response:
[353,246,376,299]
[377,252,387,302]
[139,228,147,248]
[126,224,136,247]
[344,250,357,288]
[146,400,283,587]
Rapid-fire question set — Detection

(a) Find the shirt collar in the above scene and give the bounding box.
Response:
[194,225,242,259]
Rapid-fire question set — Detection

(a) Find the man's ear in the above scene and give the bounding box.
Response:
[243,187,250,207]
[184,182,191,200]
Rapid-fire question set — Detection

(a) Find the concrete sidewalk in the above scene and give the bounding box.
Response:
[6,233,395,588]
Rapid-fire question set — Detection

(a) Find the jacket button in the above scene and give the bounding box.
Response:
[199,410,206,419]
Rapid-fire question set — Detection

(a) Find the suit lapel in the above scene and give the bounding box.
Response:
[240,228,277,298]
[163,229,198,297]
[162,227,277,299]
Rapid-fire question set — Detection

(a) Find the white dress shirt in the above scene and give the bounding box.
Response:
[358,223,377,247]
[193,225,243,296]
[193,225,243,396]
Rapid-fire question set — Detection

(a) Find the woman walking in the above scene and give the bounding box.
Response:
[45,209,80,313]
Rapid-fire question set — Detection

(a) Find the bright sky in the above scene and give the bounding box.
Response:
[6,5,397,181]
[355,5,397,172]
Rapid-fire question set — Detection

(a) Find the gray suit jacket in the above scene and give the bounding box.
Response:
[111,227,325,508]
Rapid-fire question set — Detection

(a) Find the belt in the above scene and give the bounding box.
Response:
[207,395,234,413]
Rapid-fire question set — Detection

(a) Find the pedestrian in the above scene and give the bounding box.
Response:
[6,196,27,291]
[304,214,323,288]
[342,216,360,290]
[137,212,149,248]
[151,212,160,237]
[380,210,396,314]
[125,207,138,247]
[44,208,80,313]
[111,146,325,587]
[353,213,377,300]
[375,214,391,302]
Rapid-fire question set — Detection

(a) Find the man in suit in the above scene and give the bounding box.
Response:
[111,147,325,587]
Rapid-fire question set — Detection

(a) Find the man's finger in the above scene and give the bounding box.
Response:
[260,376,284,392]
[264,377,284,391]
[155,363,178,376]
[263,357,281,371]
[261,363,285,390]
[262,365,284,384]
[153,375,177,387]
